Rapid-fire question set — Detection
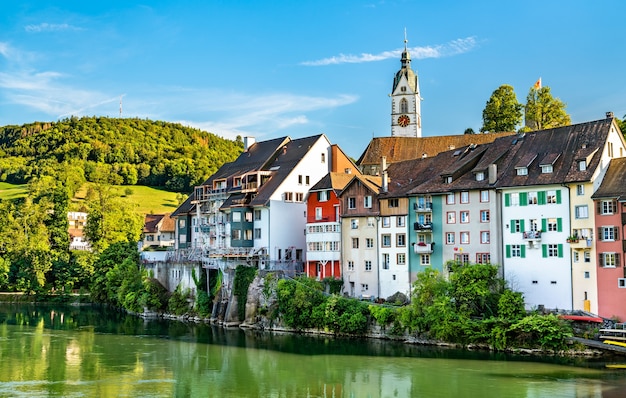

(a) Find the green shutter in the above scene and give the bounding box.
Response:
[558,244,564,258]
[510,221,515,233]
[541,218,547,232]
[317,191,321,201]
[556,190,562,204]
[538,191,546,205]
[520,219,525,232]
[520,245,526,258]
[505,193,510,207]
[557,218,562,232]
[506,245,511,258]
[542,244,547,258]
[520,192,528,206]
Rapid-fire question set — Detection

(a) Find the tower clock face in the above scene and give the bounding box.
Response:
[397,114,410,127]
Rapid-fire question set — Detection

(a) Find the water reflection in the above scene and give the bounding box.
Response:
[0,303,625,397]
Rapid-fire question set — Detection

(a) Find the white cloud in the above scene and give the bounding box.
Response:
[301,36,478,66]
[24,23,82,33]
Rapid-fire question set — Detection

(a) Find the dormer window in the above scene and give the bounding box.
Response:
[444,176,452,184]
[578,160,587,171]
[541,164,553,174]
[516,167,528,176]
[475,171,485,181]
[234,177,241,187]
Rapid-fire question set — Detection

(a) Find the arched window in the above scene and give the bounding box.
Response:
[400,98,408,113]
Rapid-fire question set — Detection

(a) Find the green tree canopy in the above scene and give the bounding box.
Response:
[524,86,571,131]
[480,85,523,133]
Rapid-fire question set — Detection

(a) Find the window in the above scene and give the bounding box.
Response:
[584,251,591,263]
[575,205,589,219]
[460,211,469,223]
[348,197,356,209]
[476,253,491,264]
[460,231,469,244]
[244,229,253,240]
[480,210,490,222]
[546,244,560,258]
[601,253,618,268]
[382,217,391,228]
[480,190,489,202]
[352,238,359,249]
[365,261,372,271]
[578,160,587,171]
[232,212,241,222]
[547,190,557,204]
[295,192,304,202]
[382,253,390,269]
[510,193,519,206]
[382,234,391,247]
[298,175,303,185]
[602,227,618,241]
[547,218,558,232]
[475,172,485,181]
[447,212,456,224]
[446,193,455,204]
[446,232,455,244]
[305,176,310,185]
[318,190,329,202]
[232,230,241,240]
[528,192,538,205]
[348,261,354,271]
[397,216,405,227]
[361,283,369,291]
[397,233,406,247]
[254,228,261,239]
[351,219,359,229]
[576,184,584,195]
[366,238,374,248]
[511,219,522,233]
[397,253,406,265]
[601,200,616,215]
[511,244,522,257]
[460,191,469,204]
[541,164,553,174]
[455,253,470,265]
[584,271,590,279]
[321,153,326,163]
[573,251,579,262]
[367,217,376,228]
[400,98,408,113]
[254,210,262,220]
[421,254,431,265]
[315,207,322,220]
[284,192,293,202]
[388,199,399,208]
[481,231,490,244]
[517,167,528,176]
[364,196,372,208]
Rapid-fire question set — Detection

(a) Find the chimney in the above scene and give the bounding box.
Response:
[488,164,497,184]
[606,111,614,119]
[243,136,255,151]
[382,156,388,193]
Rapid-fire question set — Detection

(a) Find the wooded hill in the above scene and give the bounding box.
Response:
[0,116,244,193]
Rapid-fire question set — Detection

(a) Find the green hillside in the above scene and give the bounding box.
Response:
[0,116,244,193]
[73,184,181,215]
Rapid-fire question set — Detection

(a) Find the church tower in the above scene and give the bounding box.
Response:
[391,34,421,137]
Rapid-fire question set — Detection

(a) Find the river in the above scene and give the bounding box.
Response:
[0,303,625,397]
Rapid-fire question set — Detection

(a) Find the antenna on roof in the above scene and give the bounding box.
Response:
[119,95,123,118]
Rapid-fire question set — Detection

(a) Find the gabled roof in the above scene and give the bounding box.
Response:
[143,213,174,233]
[250,134,327,206]
[309,171,358,193]
[338,174,382,198]
[379,156,438,198]
[591,157,626,200]
[497,118,615,188]
[357,132,516,169]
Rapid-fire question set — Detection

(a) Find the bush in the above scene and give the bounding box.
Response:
[167,286,192,315]
[507,314,573,350]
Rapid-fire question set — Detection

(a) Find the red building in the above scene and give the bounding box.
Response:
[592,158,626,321]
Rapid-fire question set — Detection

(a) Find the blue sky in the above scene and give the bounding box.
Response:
[1,1,625,158]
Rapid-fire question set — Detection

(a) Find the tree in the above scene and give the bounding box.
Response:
[617,114,626,136]
[464,128,476,135]
[524,86,571,131]
[480,85,523,133]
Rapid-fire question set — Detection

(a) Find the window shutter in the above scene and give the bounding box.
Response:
[506,245,511,258]
[615,227,620,240]
[597,201,602,214]
[556,190,562,204]
[599,253,604,267]
[598,227,603,241]
[538,191,546,205]
[505,193,510,207]
[510,221,515,233]
[542,244,547,258]
[617,253,621,268]
[557,218,562,232]
[317,191,321,201]
[520,219,525,232]
[541,218,547,231]
[558,244,563,258]
[521,245,526,258]
[520,192,528,206]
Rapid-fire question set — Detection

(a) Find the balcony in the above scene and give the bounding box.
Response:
[523,230,542,241]
[413,202,433,212]
[413,242,433,254]
[414,222,433,231]
[568,237,593,249]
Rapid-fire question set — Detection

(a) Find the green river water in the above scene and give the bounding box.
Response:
[0,303,625,397]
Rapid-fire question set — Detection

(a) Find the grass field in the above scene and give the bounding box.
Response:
[73,184,183,215]
[0,182,28,201]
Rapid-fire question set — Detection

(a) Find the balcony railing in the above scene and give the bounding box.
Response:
[413,202,433,212]
[413,242,433,254]
[523,231,542,241]
[414,222,433,231]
